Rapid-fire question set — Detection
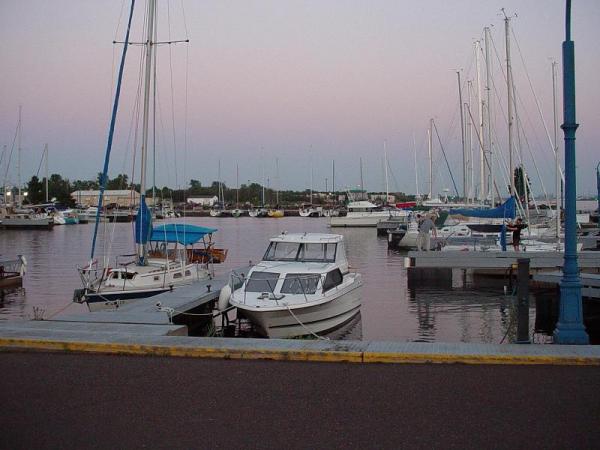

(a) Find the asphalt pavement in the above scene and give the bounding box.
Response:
[1,352,599,449]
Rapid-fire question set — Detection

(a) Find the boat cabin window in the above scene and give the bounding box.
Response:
[280,273,320,295]
[264,242,337,262]
[245,272,279,292]
[323,269,343,292]
[110,271,135,280]
[264,242,300,261]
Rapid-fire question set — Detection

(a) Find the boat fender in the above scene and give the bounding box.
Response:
[218,285,232,311]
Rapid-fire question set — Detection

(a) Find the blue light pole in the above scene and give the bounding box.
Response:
[554,0,589,344]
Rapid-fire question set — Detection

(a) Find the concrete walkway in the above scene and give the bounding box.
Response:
[1,352,599,449]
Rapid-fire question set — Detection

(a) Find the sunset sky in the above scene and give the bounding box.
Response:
[1,0,599,198]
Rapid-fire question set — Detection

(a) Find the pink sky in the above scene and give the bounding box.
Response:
[1,0,599,197]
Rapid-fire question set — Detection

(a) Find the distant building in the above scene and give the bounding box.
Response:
[71,190,140,207]
[187,196,219,207]
[369,193,396,204]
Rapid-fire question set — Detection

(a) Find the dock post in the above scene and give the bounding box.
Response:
[554,0,589,344]
[516,258,530,344]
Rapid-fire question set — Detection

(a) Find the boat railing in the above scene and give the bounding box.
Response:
[0,256,26,277]
[229,271,326,306]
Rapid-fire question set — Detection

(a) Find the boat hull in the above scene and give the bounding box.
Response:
[330,214,401,227]
[0,218,54,229]
[236,282,362,338]
[81,287,171,312]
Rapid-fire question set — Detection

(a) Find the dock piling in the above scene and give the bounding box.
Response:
[516,258,531,344]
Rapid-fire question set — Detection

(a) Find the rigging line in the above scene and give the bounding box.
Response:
[167,0,179,190]
[2,115,19,189]
[511,27,563,182]
[34,146,45,178]
[180,0,190,40]
[432,120,460,197]
[90,0,136,261]
[109,0,128,116]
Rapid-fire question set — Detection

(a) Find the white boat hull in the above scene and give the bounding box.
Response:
[235,278,362,338]
[330,213,405,227]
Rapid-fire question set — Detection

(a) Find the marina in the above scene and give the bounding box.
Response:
[1,0,600,447]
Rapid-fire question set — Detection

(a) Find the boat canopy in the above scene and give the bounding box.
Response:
[448,196,516,219]
[150,223,217,245]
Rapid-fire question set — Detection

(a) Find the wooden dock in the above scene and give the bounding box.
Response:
[405,250,600,271]
[0,267,249,338]
[533,272,600,299]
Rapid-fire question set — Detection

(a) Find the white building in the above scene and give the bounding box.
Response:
[71,190,140,207]
[187,196,219,207]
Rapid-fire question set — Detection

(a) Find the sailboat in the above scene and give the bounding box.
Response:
[209,160,227,217]
[75,0,216,310]
[1,108,54,229]
[231,164,244,217]
[267,158,284,217]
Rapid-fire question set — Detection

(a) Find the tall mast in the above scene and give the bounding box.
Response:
[384,140,389,204]
[275,157,279,205]
[428,119,433,199]
[236,163,239,207]
[1,144,6,204]
[484,26,494,204]
[44,143,49,203]
[503,10,515,197]
[413,132,420,200]
[359,157,364,199]
[152,6,158,208]
[552,60,560,239]
[467,80,474,203]
[457,71,467,200]
[137,0,156,263]
[476,39,485,202]
[17,106,21,206]
[332,160,335,195]
[309,149,313,204]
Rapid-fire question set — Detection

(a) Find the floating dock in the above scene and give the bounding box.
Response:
[405,250,600,270]
[4,267,249,338]
[533,271,600,299]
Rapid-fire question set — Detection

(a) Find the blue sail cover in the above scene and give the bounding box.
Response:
[150,224,217,246]
[135,196,153,244]
[448,196,516,219]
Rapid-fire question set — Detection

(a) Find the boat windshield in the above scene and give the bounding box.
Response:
[280,273,321,295]
[263,242,336,262]
[245,271,279,292]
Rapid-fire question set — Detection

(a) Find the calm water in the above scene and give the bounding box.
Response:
[0,217,552,343]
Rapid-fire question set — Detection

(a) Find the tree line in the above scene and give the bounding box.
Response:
[10,173,413,207]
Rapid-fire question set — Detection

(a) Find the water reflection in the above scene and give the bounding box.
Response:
[1,217,589,343]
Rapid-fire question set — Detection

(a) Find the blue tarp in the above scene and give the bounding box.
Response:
[135,196,153,244]
[150,223,217,246]
[448,196,516,219]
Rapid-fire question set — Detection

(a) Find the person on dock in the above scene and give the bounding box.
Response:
[417,214,437,251]
[507,217,527,251]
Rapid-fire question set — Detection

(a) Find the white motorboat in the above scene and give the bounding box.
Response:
[329,201,409,227]
[299,205,323,217]
[249,207,268,218]
[227,232,362,338]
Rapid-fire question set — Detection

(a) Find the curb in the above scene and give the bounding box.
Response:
[1,337,599,366]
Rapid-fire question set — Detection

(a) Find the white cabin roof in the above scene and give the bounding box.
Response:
[347,201,378,209]
[269,232,343,244]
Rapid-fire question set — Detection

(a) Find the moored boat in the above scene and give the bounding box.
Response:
[227,232,362,338]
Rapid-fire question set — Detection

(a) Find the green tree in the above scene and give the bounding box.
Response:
[513,166,530,201]
[26,176,44,204]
